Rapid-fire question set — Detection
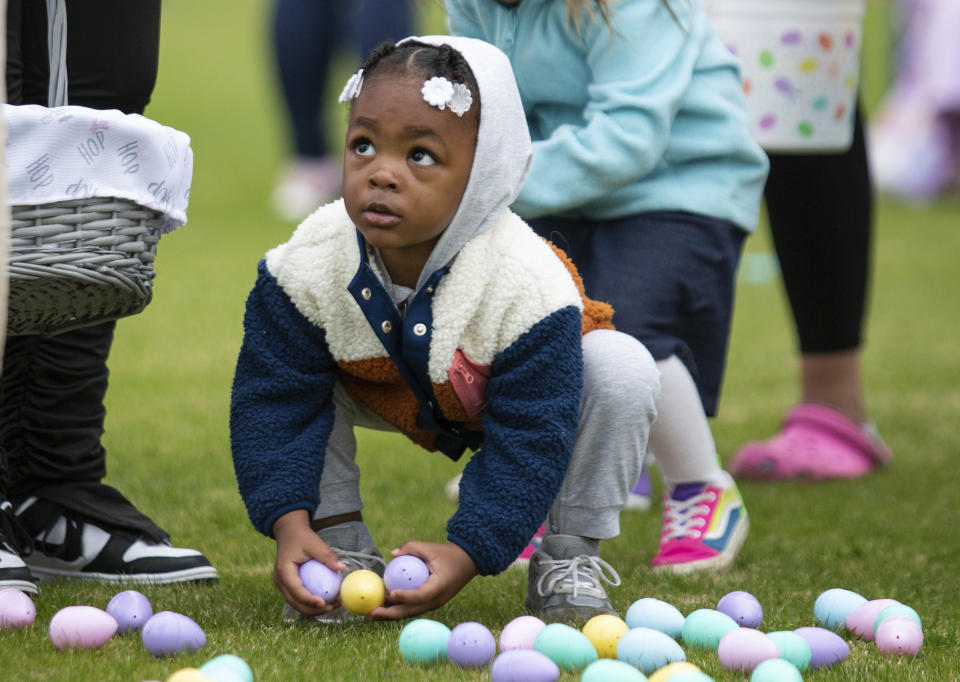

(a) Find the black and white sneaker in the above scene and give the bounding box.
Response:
[0,501,38,595]
[15,497,218,585]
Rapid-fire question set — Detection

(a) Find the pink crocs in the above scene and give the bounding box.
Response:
[728,404,893,481]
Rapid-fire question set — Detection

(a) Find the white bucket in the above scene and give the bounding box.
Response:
[703,0,866,151]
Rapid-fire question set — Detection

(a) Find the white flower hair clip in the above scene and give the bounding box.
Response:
[338,69,364,103]
[421,76,473,117]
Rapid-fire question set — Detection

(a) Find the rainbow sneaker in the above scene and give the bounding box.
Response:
[651,481,749,574]
[511,524,546,569]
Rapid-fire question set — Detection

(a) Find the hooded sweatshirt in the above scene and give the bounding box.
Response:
[230,36,613,575]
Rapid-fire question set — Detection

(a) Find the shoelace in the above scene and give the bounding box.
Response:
[661,490,716,540]
[535,555,621,599]
[0,501,34,556]
[28,504,85,561]
[336,548,386,574]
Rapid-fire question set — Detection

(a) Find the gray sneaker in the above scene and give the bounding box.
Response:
[524,534,621,623]
[281,523,385,625]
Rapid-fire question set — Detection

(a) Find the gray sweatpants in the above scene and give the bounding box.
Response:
[314,329,660,542]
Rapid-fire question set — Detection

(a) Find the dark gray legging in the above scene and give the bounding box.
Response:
[1,0,167,541]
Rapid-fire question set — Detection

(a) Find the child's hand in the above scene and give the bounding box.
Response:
[272,510,347,616]
[369,541,477,620]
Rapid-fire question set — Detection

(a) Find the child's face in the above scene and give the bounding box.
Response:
[343,72,478,286]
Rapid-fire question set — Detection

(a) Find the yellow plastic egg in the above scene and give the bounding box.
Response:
[648,661,702,682]
[339,569,386,615]
[582,614,629,658]
[164,669,216,682]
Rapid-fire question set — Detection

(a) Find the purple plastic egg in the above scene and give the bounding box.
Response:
[717,627,780,673]
[141,611,206,657]
[448,621,496,668]
[107,590,153,634]
[383,555,429,592]
[299,560,342,600]
[845,599,899,640]
[794,626,850,668]
[0,588,36,630]
[875,616,923,657]
[491,649,560,682]
[500,615,547,651]
[49,605,118,650]
[717,590,764,628]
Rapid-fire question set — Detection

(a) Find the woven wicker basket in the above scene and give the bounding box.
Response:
[7,196,162,336]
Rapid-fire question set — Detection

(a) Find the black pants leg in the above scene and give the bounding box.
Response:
[763,105,873,354]
[2,0,166,541]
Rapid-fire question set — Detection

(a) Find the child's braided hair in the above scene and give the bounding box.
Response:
[358,40,481,115]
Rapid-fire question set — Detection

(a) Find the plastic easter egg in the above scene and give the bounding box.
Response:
[845,598,899,640]
[582,658,649,682]
[681,609,739,650]
[813,587,867,630]
[874,603,921,634]
[793,626,849,668]
[717,591,763,628]
[625,598,686,640]
[398,618,451,664]
[0,588,36,630]
[49,605,118,650]
[339,569,385,615]
[107,590,153,634]
[667,673,715,682]
[766,630,811,671]
[490,649,560,682]
[617,626,686,674]
[165,670,216,682]
[299,560,341,601]
[142,611,207,657]
[875,615,923,657]
[199,654,254,682]
[383,555,429,592]
[750,658,803,682]
[583,614,630,658]
[717,627,780,673]
[648,661,701,682]
[448,621,496,668]
[500,615,547,651]
[534,622,599,671]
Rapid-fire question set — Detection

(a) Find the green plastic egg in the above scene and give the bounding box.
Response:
[681,609,739,650]
[582,658,648,681]
[750,658,803,682]
[534,623,599,671]
[398,619,451,665]
[199,654,253,682]
[766,631,811,672]
[873,604,921,634]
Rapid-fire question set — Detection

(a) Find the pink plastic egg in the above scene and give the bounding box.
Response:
[141,611,206,657]
[794,626,849,668]
[107,590,153,634]
[718,627,780,673]
[49,605,118,649]
[717,590,764,628]
[500,615,547,651]
[845,599,899,640]
[383,555,429,592]
[448,621,497,668]
[491,649,561,682]
[875,616,923,657]
[299,560,342,601]
[0,588,36,630]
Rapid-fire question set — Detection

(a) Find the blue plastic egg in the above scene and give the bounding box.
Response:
[199,654,254,682]
[813,588,867,630]
[681,609,739,650]
[448,621,496,668]
[750,658,803,682]
[534,623,599,671]
[490,649,560,682]
[616,626,686,673]
[582,658,649,681]
[794,626,849,668]
[107,590,153,635]
[766,630,811,671]
[717,591,763,628]
[398,619,451,664]
[625,598,685,639]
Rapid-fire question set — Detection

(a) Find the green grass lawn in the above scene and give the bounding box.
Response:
[3,1,958,680]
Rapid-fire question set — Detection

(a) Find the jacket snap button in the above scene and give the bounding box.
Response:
[381,320,392,333]
[413,323,427,336]
[361,287,372,300]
